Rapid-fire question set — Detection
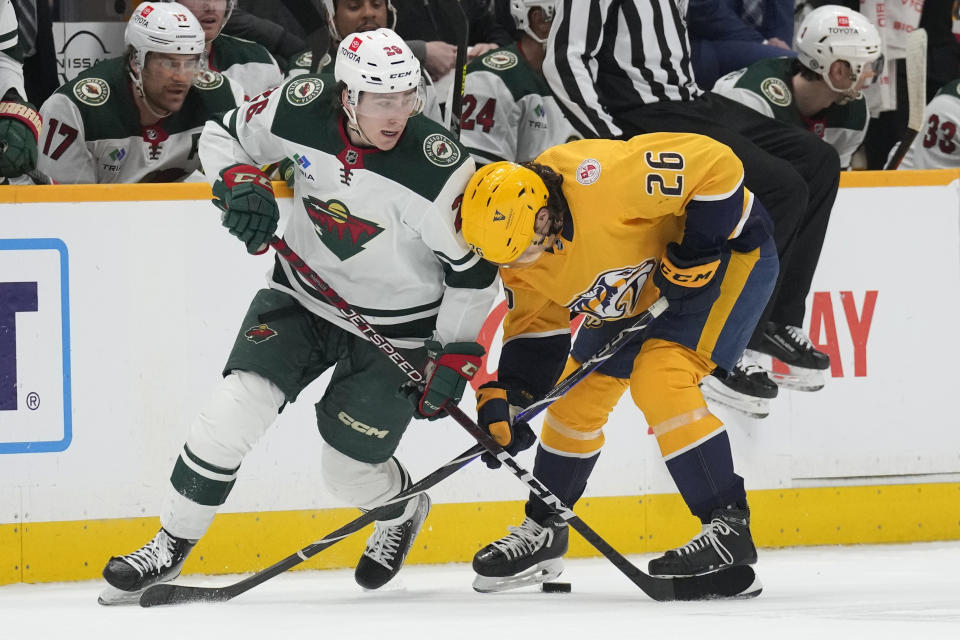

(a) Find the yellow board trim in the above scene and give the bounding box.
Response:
[0,169,955,204]
[5,482,959,585]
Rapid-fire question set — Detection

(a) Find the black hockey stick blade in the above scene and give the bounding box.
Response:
[670,565,761,601]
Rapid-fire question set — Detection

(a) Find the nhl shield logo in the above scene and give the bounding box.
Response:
[286,77,324,106]
[73,78,110,106]
[245,323,278,343]
[576,158,601,185]
[760,77,792,107]
[423,133,461,167]
[482,50,518,71]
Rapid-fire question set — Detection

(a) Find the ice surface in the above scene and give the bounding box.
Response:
[2,542,958,639]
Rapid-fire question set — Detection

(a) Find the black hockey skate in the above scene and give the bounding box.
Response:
[355,493,431,590]
[751,322,830,391]
[472,514,568,593]
[648,506,757,577]
[98,528,196,605]
[700,356,778,419]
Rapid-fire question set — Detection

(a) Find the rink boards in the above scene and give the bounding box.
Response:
[1,170,959,585]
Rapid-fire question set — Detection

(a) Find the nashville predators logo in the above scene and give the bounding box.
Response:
[245,323,278,344]
[302,196,384,261]
[567,261,655,327]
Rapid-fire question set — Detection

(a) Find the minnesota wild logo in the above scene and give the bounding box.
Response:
[302,196,384,260]
[245,323,277,343]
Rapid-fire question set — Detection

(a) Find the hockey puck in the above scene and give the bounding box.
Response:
[541,581,572,593]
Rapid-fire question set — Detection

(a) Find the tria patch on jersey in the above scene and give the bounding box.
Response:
[245,323,278,343]
[760,77,792,107]
[73,78,110,106]
[482,50,518,71]
[566,261,655,327]
[576,158,601,185]
[193,69,224,90]
[302,196,384,260]
[286,77,324,106]
[423,133,461,167]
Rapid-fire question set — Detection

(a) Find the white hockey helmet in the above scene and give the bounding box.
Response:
[335,28,422,100]
[162,0,237,39]
[321,0,397,43]
[125,2,205,73]
[509,0,556,44]
[795,5,883,96]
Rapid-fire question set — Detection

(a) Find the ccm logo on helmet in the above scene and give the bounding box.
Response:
[390,70,414,79]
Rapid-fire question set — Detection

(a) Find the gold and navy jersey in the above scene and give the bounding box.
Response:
[500,132,769,362]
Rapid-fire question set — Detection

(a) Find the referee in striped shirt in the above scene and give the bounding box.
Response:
[543,0,837,408]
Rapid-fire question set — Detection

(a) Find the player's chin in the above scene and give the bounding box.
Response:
[159,93,188,113]
[374,129,403,150]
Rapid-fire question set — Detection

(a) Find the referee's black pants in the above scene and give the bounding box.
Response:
[615,92,841,347]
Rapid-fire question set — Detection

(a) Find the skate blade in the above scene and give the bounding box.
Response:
[472,558,564,593]
[98,584,146,606]
[768,366,825,392]
[699,378,771,419]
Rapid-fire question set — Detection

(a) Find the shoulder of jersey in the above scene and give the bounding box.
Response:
[191,68,227,91]
[734,56,795,108]
[213,33,276,65]
[467,46,545,96]
[287,49,332,74]
[279,73,332,107]
[58,56,126,109]
[401,116,469,171]
[938,78,960,100]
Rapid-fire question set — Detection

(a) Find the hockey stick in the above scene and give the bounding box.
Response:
[447,0,469,138]
[140,262,666,606]
[884,28,928,170]
[267,237,756,601]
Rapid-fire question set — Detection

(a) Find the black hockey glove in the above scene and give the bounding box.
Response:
[653,242,722,315]
[212,163,279,255]
[475,382,536,469]
[401,340,485,420]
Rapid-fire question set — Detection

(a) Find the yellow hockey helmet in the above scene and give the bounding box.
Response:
[461,161,550,264]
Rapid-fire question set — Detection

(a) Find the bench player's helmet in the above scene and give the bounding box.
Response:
[461,161,550,264]
[509,0,556,44]
[125,2,205,110]
[322,0,397,43]
[795,5,883,98]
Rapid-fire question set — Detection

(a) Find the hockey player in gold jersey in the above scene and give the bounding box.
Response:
[460,132,779,591]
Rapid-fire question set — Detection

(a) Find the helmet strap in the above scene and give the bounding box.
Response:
[128,62,172,121]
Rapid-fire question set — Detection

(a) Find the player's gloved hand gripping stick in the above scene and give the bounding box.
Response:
[140,238,758,606]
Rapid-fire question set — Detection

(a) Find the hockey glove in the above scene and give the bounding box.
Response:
[212,164,279,255]
[403,340,485,420]
[0,100,41,178]
[653,242,722,315]
[475,382,536,469]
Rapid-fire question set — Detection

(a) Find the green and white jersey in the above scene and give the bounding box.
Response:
[199,74,499,348]
[713,56,869,169]
[285,49,332,78]
[899,79,960,170]
[209,33,283,100]
[37,57,242,184]
[0,0,24,98]
[461,44,580,165]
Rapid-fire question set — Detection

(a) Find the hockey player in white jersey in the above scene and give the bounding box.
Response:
[0,0,41,183]
[703,5,881,418]
[460,0,579,165]
[174,0,283,99]
[897,78,960,169]
[37,2,242,184]
[98,27,498,605]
